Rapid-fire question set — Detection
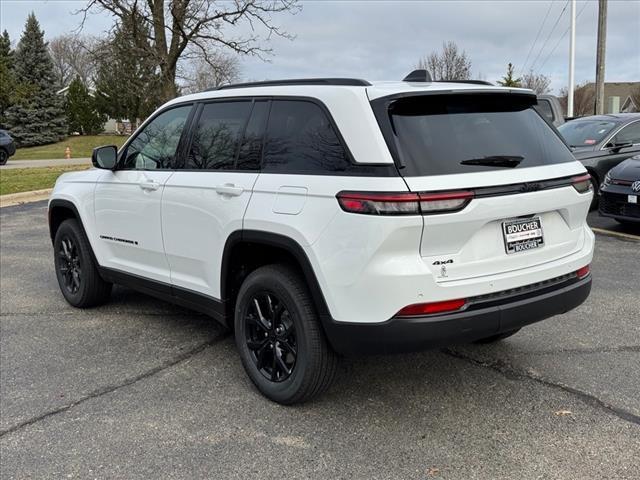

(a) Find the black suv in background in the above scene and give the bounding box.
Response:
[558,114,640,206]
[0,129,16,165]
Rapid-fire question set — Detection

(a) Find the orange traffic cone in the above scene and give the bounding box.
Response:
[64,146,71,159]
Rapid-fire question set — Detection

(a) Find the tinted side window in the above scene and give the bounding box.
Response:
[237,100,269,171]
[612,122,640,145]
[263,100,350,173]
[185,101,252,170]
[121,105,192,170]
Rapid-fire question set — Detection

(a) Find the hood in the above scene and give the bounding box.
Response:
[609,156,640,182]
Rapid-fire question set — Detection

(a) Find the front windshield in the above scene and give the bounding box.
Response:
[558,120,618,147]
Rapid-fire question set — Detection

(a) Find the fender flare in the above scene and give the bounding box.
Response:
[221,230,334,327]
[48,199,101,268]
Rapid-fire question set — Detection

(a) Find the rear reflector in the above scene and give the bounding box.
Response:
[337,190,474,215]
[419,191,474,213]
[396,298,467,317]
[576,264,590,279]
[571,174,592,193]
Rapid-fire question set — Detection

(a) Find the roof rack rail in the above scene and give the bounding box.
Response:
[435,80,494,86]
[210,78,371,91]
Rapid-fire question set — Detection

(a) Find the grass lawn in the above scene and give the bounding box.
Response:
[12,135,128,160]
[0,165,91,195]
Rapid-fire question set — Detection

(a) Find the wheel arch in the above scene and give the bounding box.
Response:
[221,230,333,331]
[48,199,101,268]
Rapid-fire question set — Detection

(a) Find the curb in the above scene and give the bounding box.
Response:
[591,227,640,242]
[0,189,52,208]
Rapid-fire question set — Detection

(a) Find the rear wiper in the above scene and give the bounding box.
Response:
[460,155,524,168]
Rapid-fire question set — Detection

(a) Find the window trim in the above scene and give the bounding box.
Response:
[116,102,196,171]
[600,119,640,150]
[118,95,398,176]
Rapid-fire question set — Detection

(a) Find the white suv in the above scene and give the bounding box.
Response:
[49,72,594,404]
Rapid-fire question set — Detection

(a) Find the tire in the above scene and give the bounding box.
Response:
[234,264,338,404]
[54,218,112,308]
[0,149,7,165]
[473,328,521,344]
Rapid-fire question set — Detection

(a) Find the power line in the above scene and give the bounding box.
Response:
[520,0,555,75]
[537,1,590,72]
[529,0,570,72]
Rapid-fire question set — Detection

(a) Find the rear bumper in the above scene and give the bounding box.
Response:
[323,275,591,355]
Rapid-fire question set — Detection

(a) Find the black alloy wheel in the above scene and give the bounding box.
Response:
[58,235,82,294]
[53,218,112,307]
[244,292,297,382]
[234,264,338,404]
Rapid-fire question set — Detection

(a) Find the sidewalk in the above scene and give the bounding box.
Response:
[0,158,91,169]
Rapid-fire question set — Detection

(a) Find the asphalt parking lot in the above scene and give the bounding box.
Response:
[1,201,639,479]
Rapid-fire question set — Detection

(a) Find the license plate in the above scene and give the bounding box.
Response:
[502,217,544,254]
[629,195,638,204]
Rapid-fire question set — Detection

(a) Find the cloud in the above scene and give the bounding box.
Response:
[1,0,638,93]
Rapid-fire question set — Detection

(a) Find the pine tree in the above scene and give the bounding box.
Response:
[65,76,105,135]
[497,63,522,88]
[4,13,66,146]
[0,30,15,127]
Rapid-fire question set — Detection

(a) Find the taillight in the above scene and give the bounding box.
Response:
[576,264,590,279]
[336,190,474,215]
[572,174,592,193]
[336,192,420,215]
[396,298,467,317]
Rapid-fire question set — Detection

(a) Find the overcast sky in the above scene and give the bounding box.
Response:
[1,0,638,94]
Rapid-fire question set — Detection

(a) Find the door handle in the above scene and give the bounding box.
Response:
[139,179,160,191]
[216,184,244,197]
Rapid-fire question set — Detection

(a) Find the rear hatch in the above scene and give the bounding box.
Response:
[371,91,592,282]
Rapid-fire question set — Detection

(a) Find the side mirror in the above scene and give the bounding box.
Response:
[92,145,118,170]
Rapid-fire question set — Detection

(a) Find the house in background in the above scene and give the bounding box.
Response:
[56,86,133,135]
[583,82,640,113]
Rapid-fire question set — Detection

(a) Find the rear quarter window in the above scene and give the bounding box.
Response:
[377,93,576,176]
[262,100,351,173]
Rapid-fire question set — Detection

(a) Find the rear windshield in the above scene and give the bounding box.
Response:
[557,119,618,147]
[381,94,575,176]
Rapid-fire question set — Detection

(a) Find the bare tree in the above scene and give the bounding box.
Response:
[49,34,99,89]
[417,41,472,81]
[79,0,299,102]
[559,82,595,117]
[181,51,241,94]
[522,70,551,95]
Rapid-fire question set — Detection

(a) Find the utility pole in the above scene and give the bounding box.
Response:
[567,0,577,117]
[595,0,608,115]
